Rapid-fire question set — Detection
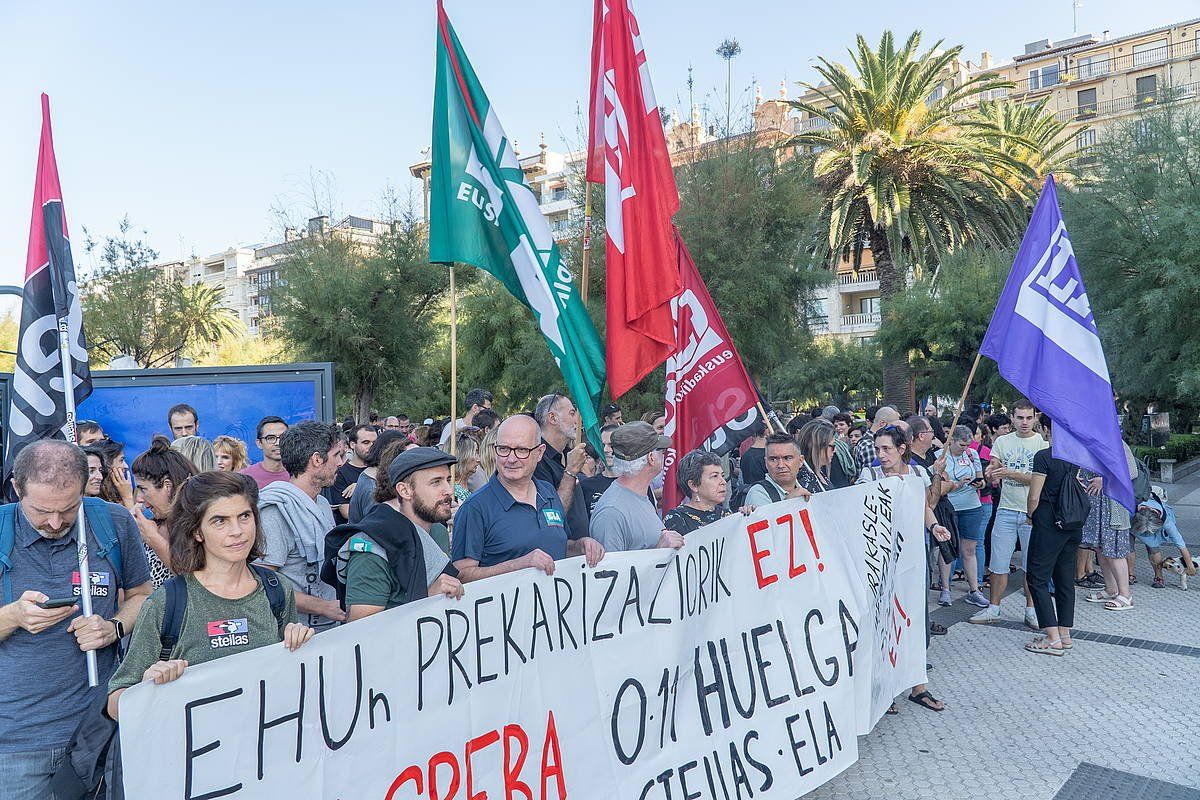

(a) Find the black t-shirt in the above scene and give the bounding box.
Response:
[926,416,946,443]
[579,474,616,515]
[663,504,727,535]
[1032,448,1077,522]
[910,449,937,470]
[533,441,588,540]
[325,462,367,524]
[740,446,767,485]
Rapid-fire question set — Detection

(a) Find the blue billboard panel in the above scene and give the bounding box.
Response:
[81,377,321,463]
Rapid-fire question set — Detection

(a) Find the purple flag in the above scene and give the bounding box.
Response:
[980,175,1134,512]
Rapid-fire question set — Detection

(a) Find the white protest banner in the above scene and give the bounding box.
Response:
[119,476,927,800]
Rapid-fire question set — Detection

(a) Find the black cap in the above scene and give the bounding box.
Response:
[387,447,457,485]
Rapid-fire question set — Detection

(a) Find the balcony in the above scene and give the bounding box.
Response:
[841,311,881,332]
[1053,82,1199,123]
[808,316,829,334]
[797,116,832,132]
[837,269,879,293]
[1067,38,1198,84]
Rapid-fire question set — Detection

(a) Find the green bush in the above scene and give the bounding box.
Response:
[1133,434,1200,467]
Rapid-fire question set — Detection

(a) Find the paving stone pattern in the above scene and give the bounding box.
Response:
[803,474,1200,799]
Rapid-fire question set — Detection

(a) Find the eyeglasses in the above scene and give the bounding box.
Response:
[494,443,541,459]
[260,435,282,444]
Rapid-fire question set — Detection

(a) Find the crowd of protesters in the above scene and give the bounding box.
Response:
[1,392,1194,798]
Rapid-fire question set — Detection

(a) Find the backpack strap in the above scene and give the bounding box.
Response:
[82,498,123,586]
[0,504,17,606]
[158,575,188,662]
[756,480,783,504]
[250,564,289,629]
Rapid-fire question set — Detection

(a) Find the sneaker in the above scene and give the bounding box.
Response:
[964,590,990,608]
[1024,608,1040,630]
[968,607,1000,625]
[938,589,952,606]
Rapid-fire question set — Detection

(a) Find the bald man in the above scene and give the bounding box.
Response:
[854,405,902,478]
[451,415,604,582]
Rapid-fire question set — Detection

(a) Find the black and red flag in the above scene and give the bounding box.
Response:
[5,94,92,471]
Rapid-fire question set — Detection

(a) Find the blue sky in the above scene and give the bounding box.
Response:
[0,0,1194,303]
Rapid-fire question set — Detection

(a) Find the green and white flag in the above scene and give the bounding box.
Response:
[430,2,605,452]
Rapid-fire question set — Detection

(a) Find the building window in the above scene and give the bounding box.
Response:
[1136,74,1158,105]
[859,297,880,316]
[1029,64,1060,91]
[1132,39,1168,67]
[1076,129,1097,150]
[989,87,1009,100]
[347,216,373,231]
[1076,55,1109,80]
[1076,88,1098,117]
[926,82,944,105]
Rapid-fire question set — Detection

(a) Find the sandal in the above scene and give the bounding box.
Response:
[886,702,899,715]
[1104,595,1134,611]
[1085,591,1116,603]
[1129,574,1137,584]
[1152,577,1165,589]
[930,622,948,636]
[1025,636,1065,656]
[907,691,945,711]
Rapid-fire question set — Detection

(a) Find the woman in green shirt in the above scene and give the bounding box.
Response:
[107,471,315,719]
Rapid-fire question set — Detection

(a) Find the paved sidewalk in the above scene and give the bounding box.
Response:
[807,473,1200,800]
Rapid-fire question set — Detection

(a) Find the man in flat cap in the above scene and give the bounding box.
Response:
[322,447,465,621]
[591,422,685,553]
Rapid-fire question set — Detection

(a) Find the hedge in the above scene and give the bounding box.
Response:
[1132,434,1200,467]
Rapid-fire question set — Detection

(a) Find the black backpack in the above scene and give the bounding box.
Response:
[1055,470,1091,531]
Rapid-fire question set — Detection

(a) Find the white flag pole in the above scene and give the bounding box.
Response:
[58,313,97,687]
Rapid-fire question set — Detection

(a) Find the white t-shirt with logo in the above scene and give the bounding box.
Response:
[989,431,1048,512]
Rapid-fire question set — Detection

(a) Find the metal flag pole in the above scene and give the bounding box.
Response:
[58,313,98,687]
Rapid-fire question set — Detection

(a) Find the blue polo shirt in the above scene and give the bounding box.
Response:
[0,501,150,751]
[451,475,568,567]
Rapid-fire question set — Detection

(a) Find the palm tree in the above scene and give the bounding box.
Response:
[166,283,243,362]
[973,97,1082,191]
[789,31,1035,407]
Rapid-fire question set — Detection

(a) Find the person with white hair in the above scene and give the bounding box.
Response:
[591,422,684,552]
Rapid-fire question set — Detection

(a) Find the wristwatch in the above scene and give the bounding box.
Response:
[108,618,125,641]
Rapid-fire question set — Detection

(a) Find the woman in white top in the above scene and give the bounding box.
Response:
[860,425,952,714]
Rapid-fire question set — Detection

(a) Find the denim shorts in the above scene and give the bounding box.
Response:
[989,507,1031,574]
[954,505,986,541]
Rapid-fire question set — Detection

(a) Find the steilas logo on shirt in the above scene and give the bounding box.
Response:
[207,618,249,649]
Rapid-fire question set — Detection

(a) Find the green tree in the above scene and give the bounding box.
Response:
[875,248,1018,404]
[974,98,1081,191]
[268,212,451,421]
[674,128,829,391]
[789,31,1032,408]
[82,217,241,368]
[1060,107,1200,428]
[775,337,882,409]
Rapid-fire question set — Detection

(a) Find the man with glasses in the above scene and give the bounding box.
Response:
[591,422,682,552]
[241,416,290,489]
[905,416,938,470]
[533,392,590,541]
[452,415,604,582]
[438,388,494,448]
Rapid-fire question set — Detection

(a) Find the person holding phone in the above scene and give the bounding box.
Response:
[938,426,988,608]
[0,441,152,799]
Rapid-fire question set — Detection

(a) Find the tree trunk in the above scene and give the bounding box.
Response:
[869,227,915,413]
[354,380,374,425]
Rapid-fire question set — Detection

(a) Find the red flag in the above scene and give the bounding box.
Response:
[662,231,758,510]
[587,0,681,398]
[5,94,92,473]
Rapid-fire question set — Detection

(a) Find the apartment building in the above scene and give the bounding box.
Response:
[158,214,390,335]
[795,15,1200,341]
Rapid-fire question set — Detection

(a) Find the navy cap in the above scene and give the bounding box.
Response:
[387,446,457,486]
